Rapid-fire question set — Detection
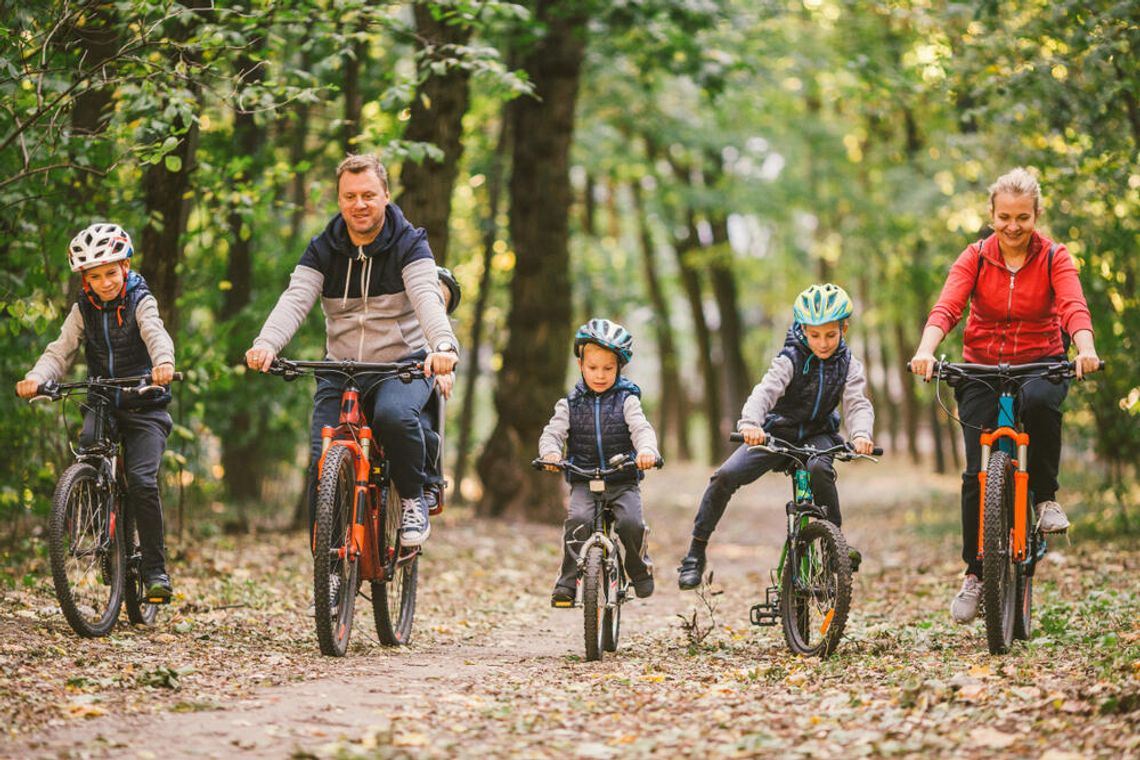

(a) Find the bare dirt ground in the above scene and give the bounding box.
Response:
[2,459,1137,759]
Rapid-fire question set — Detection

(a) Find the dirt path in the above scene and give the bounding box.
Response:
[3,461,1137,758]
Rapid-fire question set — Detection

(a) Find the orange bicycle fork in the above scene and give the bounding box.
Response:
[977,426,1030,562]
[312,386,372,560]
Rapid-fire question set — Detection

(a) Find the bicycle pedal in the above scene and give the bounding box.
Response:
[551,599,575,609]
[145,595,172,605]
[750,603,779,627]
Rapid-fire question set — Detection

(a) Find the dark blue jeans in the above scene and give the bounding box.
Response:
[81,406,172,576]
[954,366,1069,577]
[691,431,843,541]
[306,368,435,534]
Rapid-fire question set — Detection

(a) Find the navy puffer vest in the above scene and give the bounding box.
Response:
[565,376,641,485]
[764,324,850,442]
[78,271,170,410]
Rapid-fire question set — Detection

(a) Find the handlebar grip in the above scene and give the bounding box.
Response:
[872,447,884,456]
[654,457,665,469]
[530,458,546,471]
[172,371,184,382]
[729,432,744,443]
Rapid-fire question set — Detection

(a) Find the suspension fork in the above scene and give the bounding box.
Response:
[977,403,1030,561]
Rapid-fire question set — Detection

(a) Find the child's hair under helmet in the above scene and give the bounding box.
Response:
[574,318,633,366]
[792,283,853,325]
[68,223,133,273]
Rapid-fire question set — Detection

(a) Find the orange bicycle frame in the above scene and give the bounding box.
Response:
[977,427,1030,562]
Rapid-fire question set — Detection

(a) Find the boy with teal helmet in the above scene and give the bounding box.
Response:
[677,284,876,590]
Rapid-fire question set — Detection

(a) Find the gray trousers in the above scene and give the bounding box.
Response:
[557,481,652,589]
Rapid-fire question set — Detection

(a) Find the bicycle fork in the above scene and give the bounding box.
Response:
[976,394,1031,563]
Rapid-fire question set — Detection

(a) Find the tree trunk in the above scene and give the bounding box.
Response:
[708,215,750,421]
[342,26,365,153]
[66,3,117,213]
[630,178,689,460]
[893,320,920,464]
[453,113,509,503]
[677,209,721,464]
[396,3,473,267]
[475,1,588,522]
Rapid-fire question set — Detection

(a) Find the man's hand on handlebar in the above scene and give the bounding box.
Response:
[739,425,766,446]
[245,346,276,373]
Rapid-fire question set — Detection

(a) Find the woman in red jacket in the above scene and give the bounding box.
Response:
[909,167,1101,624]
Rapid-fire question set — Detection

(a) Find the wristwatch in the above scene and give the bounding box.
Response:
[434,340,458,355]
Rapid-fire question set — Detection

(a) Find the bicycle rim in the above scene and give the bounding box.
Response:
[780,521,851,658]
[982,450,1016,654]
[49,463,124,637]
[314,446,359,657]
[123,508,158,625]
[583,546,605,661]
[373,482,418,646]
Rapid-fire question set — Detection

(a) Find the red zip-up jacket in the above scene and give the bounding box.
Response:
[925,231,1094,364]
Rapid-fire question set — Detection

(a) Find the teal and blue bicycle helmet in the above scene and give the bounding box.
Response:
[574,318,633,366]
[792,283,853,325]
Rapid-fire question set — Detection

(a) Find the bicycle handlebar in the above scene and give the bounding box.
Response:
[530,455,665,478]
[30,373,184,403]
[266,357,426,382]
[907,358,1104,382]
[729,432,882,460]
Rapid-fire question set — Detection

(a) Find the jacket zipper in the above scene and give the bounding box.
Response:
[1000,271,1015,360]
[594,395,605,466]
[103,311,119,405]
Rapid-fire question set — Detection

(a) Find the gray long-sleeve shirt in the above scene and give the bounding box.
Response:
[538,395,661,460]
[26,299,175,383]
[738,354,875,441]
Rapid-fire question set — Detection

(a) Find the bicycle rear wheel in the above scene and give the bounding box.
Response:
[49,463,124,637]
[982,450,1017,654]
[780,520,851,658]
[372,482,418,646]
[314,445,360,657]
[582,546,605,661]
[123,509,158,625]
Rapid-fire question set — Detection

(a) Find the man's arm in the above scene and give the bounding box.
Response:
[246,265,323,370]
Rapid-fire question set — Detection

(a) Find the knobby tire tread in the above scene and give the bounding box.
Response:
[780,520,852,658]
[583,547,604,662]
[314,446,358,657]
[982,451,1016,655]
[373,482,418,646]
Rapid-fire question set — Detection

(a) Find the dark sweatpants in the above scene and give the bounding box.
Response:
[691,431,843,541]
[556,482,652,590]
[81,406,173,576]
[954,368,1070,577]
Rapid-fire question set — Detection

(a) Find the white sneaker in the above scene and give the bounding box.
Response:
[950,574,982,624]
[400,497,431,546]
[1036,501,1070,533]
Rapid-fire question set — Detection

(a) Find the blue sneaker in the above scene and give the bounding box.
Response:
[400,497,431,546]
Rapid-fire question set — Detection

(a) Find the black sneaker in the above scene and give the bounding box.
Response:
[144,572,172,603]
[551,585,575,608]
[677,554,705,590]
[632,575,655,599]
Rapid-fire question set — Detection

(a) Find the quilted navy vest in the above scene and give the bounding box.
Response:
[78,271,170,409]
[565,376,641,485]
[764,324,850,442]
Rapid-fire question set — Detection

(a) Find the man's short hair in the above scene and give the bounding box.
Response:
[336,154,389,192]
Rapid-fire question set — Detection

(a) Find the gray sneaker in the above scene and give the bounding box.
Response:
[1036,500,1070,533]
[400,497,431,546]
[950,574,982,624]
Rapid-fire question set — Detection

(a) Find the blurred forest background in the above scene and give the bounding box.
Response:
[2,0,1136,544]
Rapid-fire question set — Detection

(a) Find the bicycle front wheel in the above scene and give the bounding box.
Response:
[314,445,360,657]
[582,546,605,661]
[602,564,622,653]
[123,508,158,625]
[982,450,1017,654]
[373,482,418,646]
[780,520,852,658]
[49,463,124,637]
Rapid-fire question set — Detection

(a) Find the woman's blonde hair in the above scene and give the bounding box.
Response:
[988,167,1042,215]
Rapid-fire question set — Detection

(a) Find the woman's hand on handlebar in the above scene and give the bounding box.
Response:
[851,436,874,455]
[908,352,937,381]
[739,425,766,446]
[245,346,276,373]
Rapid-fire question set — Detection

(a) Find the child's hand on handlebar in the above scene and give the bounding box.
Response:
[15,377,38,399]
[542,453,561,472]
[851,436,874,455]
[740,426,766,446]
[151,363,175,385]
[636,451,657,470]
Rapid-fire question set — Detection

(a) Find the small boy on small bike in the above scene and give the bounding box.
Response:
[677,284,875,590]
[15,223,177,600]
[539,318,661,606]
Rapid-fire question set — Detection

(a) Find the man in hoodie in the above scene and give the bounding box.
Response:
[245,154,459,547]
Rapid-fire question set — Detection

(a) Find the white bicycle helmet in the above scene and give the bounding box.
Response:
[68,223,133,272]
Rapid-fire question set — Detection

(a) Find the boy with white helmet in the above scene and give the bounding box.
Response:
[677,284,876,590]
[16,223,177,600]
[538,318,661,605]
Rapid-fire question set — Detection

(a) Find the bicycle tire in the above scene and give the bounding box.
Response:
[602,564,622,652]
[583,546,605,661]
[123,508,158,625]
[780,520,851,658]
[314,445,360,657]
[1013,564,1033,641]
[373,482,418,646]
[49,463,124,637]
[982,450,1016,654]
